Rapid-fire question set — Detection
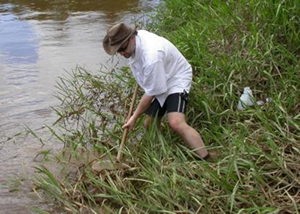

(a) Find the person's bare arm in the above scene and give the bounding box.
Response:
[122,94,154,130]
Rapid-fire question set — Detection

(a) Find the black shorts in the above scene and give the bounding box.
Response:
[145,90,189,117]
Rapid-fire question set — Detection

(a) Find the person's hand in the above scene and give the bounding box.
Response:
[122,116,136,130]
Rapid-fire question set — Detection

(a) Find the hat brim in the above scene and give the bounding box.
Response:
[103,26,136,55]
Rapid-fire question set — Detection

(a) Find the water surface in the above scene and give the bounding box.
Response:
[0,0,160,212]
[0,0,159,138]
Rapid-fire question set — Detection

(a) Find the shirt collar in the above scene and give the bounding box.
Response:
[129,34,141,64]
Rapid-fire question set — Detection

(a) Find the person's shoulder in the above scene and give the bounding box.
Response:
[137,29,152,37]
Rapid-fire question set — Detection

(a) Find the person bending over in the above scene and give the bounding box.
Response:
[103,23,209,159]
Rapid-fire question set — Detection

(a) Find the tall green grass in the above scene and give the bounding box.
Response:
[32,0,299,213]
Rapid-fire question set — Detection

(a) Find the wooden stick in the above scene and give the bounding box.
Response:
[117,84,139,162]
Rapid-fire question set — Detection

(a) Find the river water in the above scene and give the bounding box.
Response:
[0,0,160,213]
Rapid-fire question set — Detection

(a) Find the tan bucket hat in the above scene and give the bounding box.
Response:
[103,23,136,55]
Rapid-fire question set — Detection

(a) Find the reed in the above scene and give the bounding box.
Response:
[32,0,299,213]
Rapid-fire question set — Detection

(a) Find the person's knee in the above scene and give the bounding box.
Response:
[144,116,162,130]
[143,117,151,129]
[168,117,185,133]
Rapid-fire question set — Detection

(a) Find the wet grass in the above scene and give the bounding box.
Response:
[31,0,299,213]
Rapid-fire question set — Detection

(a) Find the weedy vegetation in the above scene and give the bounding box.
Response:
[32,0,299,213]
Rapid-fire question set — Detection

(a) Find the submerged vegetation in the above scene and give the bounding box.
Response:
[32,0,299,213]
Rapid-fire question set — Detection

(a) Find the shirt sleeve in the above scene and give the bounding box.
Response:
[143,60,168,96]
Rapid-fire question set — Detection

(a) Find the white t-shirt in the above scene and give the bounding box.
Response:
[129,30,192,106]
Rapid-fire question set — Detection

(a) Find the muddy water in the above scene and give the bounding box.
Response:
[0,0,160,213]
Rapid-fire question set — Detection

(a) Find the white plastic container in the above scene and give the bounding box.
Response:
[237,87,255,110]
[256,100,265,106]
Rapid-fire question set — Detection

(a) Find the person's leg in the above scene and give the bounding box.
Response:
[143,116,162,129]
[143,116,152,129]
[163,92,208,158]
[144,98,165,129]
[167,112,208,159]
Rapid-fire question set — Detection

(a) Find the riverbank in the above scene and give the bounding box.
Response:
[32,0,299,213]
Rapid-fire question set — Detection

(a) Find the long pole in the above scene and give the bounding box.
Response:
[117,84,139,162]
